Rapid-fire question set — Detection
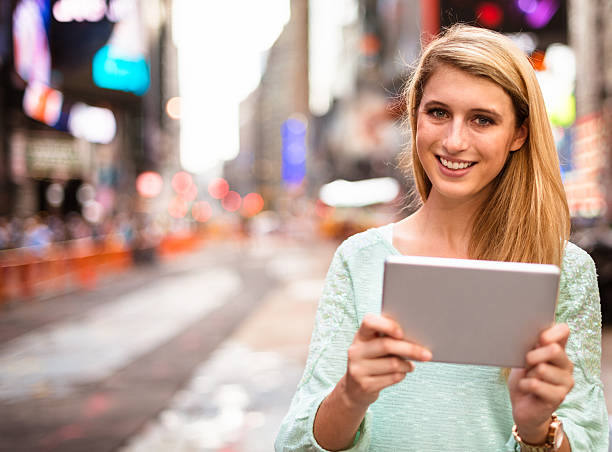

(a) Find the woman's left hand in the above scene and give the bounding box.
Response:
[508,323,574,443]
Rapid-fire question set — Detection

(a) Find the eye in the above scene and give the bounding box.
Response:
[427,108,448,120]
[474,115,494,126]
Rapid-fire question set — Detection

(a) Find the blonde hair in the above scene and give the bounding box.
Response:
[400,24,570,267]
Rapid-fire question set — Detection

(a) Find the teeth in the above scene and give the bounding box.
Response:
[440,157,473,170]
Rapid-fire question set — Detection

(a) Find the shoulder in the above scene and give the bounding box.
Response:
[336,224,394,263]
[562,241,596,275]
[558,241,598,311]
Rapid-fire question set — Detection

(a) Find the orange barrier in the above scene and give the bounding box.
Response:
[157,233,205,258]
[0,238,133,304]
[0,232,205,305]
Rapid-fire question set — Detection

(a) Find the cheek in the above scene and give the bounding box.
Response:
[415,119,435,152]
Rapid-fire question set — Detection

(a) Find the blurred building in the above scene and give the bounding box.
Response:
[567,0,612,223]
[227,0,309,211]
[0,0,178,223]
[308,0,420,190]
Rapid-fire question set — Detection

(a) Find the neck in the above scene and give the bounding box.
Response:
[411,191,485,257]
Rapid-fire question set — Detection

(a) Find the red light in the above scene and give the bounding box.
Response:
[172,171,193,195]
[208,178,229,199]
[360,34,381,56]
[192,201,212,222]
[136,171,163,198]
[168,196,189,218]
[476,2,503,28]
[222,191,242,212]
[315,199,333,218]
[241,193,264,217]
[182,183,198,202]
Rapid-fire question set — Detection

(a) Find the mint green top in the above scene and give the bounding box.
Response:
[275,224,609,451]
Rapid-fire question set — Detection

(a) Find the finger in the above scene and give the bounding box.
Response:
[360,336,432,361]
[539,323,570,348]
[525,363,574,387]
[518,378,568,405]
[358,313,404,341]
[361,372,408,393]
[526,342,573,371]
[357,356,415,376]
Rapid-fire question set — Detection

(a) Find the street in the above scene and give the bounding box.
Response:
[0,237,336,452]
[0,237,611,451]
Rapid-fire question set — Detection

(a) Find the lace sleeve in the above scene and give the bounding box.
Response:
[275,245,372,451]
[554,244,609,451]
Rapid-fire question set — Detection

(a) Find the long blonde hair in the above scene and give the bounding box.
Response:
[400,24,569,267]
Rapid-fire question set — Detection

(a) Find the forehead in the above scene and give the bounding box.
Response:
[421,64,513,112]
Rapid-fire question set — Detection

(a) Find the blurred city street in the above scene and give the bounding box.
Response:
[0,235,337,451]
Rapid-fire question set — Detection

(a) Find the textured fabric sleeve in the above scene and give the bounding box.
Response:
[554,247,609,451]
[275,244,372,451]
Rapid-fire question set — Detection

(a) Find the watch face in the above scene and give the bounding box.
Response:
[553,423,564,449]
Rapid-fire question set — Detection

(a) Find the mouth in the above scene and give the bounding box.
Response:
[436,155,476,170]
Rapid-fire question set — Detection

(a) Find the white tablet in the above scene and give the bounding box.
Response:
[381,255,561,368]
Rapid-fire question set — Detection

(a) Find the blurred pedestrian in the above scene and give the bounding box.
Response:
[23,214,52,257]
[0,217,10,250]
[276,24,608,451]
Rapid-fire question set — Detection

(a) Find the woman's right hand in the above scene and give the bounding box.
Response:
[342,313,433,409]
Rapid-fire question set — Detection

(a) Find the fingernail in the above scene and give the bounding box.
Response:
[422,350,432,361]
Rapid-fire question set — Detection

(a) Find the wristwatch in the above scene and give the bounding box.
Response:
[512,414,564,452]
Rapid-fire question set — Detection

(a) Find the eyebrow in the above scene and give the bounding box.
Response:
[422,100,504,121]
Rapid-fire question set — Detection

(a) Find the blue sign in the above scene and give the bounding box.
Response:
[281,118,307,185]
[92,44,150,95]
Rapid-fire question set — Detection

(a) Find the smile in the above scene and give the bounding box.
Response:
[438,156,475,170]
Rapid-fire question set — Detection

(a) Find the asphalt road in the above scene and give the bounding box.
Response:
[0,237,336,452]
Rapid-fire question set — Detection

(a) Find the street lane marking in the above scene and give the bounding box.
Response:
[0,268,241,401]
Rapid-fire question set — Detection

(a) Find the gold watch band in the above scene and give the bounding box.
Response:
[512,414,562,452]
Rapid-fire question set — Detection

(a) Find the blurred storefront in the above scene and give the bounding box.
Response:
[0,0,178,225]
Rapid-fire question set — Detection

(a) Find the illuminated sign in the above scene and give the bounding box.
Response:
[281,117,307,185]
[92,44,150,95]
[67,103,117,144]
[52,0,107,23]
[52,0,134,23]
[13,0,51,84]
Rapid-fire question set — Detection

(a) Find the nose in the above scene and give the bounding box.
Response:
[442,119,468,153]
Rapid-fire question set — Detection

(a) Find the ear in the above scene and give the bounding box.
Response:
[510,121,528,152]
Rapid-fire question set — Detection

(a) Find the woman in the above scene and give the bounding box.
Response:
[275,24,609,451]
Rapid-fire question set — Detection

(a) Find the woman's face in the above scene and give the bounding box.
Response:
[415,64,527,205]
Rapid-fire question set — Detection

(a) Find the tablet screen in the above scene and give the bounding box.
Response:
[381,255,560,368]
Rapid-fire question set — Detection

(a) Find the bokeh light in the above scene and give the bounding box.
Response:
[83,200,104,224]
[208,178,230,199]
[192,201,212,222]
[136,171,163,198]
[172,171,193,195]
[517,0,538,14]
[476,2,503,28]
[241,193,264,217]
[46,183,64,207]
[168,196,189,218]
[166,96,181,119]
[182,183,198,202]
[222,191,242,212]
[77,183,95,205]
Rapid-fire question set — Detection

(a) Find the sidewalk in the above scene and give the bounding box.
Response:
[119,240,336,451]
